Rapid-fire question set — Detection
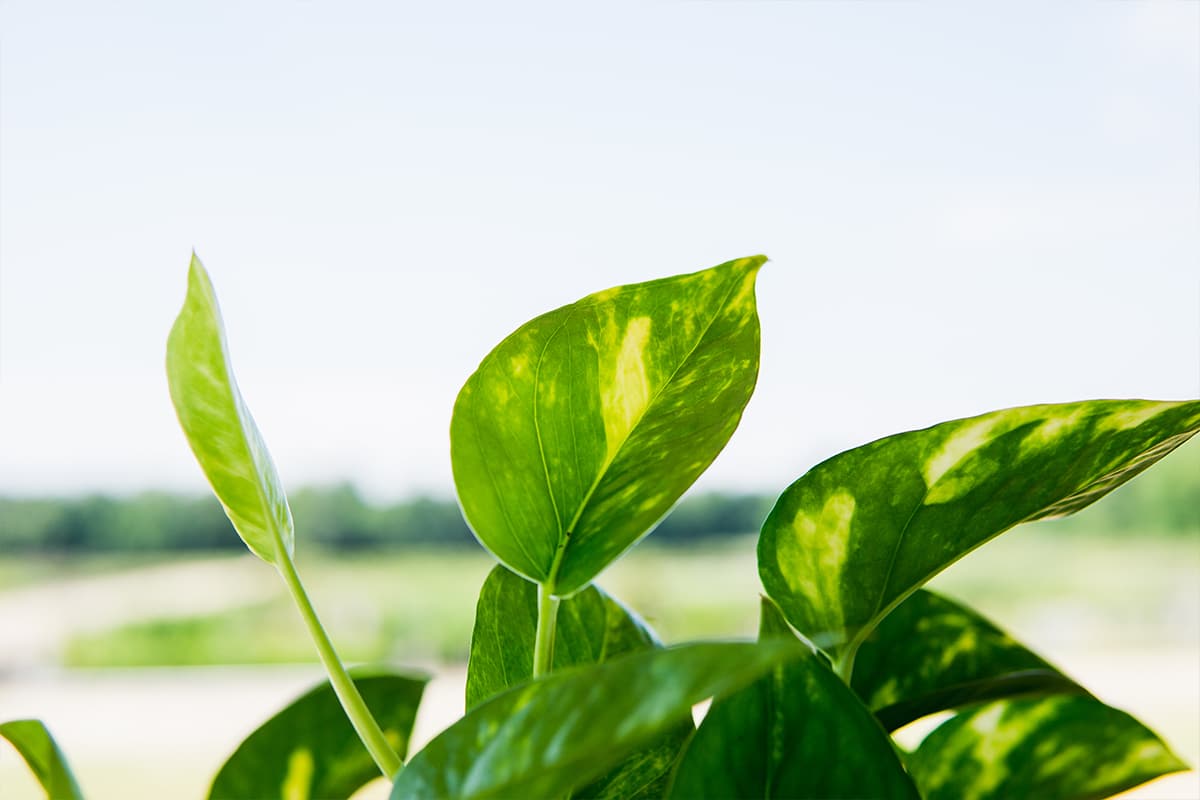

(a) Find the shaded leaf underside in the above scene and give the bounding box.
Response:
[853,589,1087,731]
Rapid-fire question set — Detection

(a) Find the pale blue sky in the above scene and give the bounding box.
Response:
[1,1,1197,500]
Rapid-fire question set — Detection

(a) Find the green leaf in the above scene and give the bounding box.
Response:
[0,719,84,800]
[853,589,1088,732]
[906,695,1188,800]
[208,669,427,800]
[451,256,764,595]
[167,254,294,564]
[466,564,659,708]
[465,565,691,798]
[667,599,919,799]
[573,730,693,800]
[390,640,805,800]
[759,399,1200,664]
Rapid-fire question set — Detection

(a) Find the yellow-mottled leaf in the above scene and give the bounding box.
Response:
[907,695,1188,800]
[209,669,427,800]
[853,590,1087,731]
[451,257,764,595]
[759,399,1200,667]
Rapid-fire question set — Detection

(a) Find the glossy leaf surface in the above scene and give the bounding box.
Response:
[167,254,294,563]
[466,564,658,708]
[391,640,805,800]
[759,399,1200,662]
[907,695,1187,800]
[451,256,764,594]
[466,565,690,798]
[668,599,919,799]
[853,589,1087,731]
[0,719,84,800]
[209,670,427,800]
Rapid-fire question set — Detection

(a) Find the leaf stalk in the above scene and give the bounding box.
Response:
[533,584,561,678]
[275,551,402,779]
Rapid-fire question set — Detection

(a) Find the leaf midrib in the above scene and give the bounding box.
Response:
[543,272,748,591]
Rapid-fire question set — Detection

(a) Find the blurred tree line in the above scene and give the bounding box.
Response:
[0,486,776,553]
[0,441,1195,553]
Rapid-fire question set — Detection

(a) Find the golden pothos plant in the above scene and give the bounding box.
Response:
[7,254,1197,800]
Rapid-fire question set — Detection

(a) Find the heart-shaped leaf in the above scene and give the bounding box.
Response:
[451,256,764,595]
[390,640,805,800]
[167,254,294,564]
[0,720,84,800]
[465,564,690,798]
[667,599,919,799]
[759,400,1200,666]
[208,669,426,800]
[906,695,1188,800]
[853,589,1088,731]
[466,564,659,709]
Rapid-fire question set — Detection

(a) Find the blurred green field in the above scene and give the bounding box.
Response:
[2,522,1197,800]
[43,521,1198,670]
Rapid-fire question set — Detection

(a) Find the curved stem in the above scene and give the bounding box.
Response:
[276,552,402,779]
[533,584,561,678]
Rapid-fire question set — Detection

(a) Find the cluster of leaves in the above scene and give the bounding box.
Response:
[7,255,1198,800]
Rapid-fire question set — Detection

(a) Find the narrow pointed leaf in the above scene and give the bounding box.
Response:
[0,720,84,800]
[167,254,294,563]
[907,695,1188,800]
[451,256,764,595]
[667,599,919,799]
[208,670,427,800]
[466,565,691,798]
[466,564,659,709]
[853,589,1088,731]
[759,399,1200,662]
[390,641,805,800]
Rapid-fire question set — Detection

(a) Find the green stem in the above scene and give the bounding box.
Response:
[533,584,561,678]
[276,552,402,779]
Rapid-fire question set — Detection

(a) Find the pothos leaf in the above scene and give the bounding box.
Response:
[852,589,1088,731]
[391,641,805,800]
[0,719,85,800]
[465,564,690,798]
[906,695,1188,800]
[759,399,1200,665]
[166,254,294,564]
[466,564,659,709]
[666,598,919,799]
[208,670,427,800]
[451,256,764,595]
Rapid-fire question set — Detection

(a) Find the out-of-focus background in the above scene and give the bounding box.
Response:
[1,2,1197,799]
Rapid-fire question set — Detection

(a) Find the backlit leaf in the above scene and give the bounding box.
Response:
[667,598,919,799]
[167,254,294,564]
[907,695,1188,800]
[0,719,84,800]
[451,256,764,595]
[390,640,805,800]
[465,565,690,798]
[208,669,427,800]
[759,399,1200,664]
[853,589,1087,731]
